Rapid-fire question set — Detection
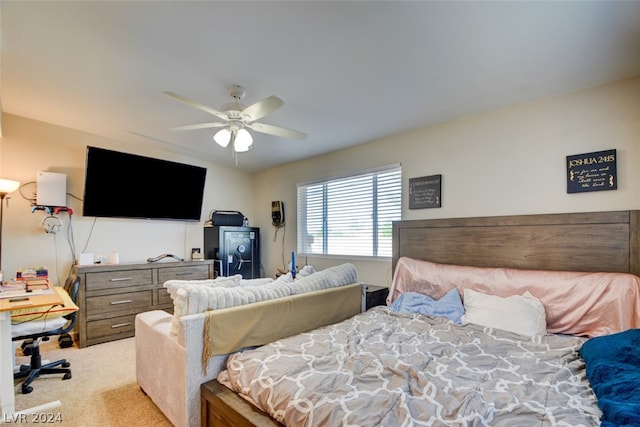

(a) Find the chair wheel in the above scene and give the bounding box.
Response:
[62,362,70,368]
[19,364,29,372]
[22,385,33,394]
[63,372,72,380]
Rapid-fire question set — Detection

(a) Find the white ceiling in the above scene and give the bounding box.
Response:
[2,1,640,173]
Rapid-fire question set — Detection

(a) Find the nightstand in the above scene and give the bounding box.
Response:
[362,284,389,311]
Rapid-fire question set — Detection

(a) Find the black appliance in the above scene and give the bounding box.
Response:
[204,226,260,278]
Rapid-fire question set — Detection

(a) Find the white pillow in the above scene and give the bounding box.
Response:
[461,288,547,337]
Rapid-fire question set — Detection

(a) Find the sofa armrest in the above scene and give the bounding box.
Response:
[136,310,229,427]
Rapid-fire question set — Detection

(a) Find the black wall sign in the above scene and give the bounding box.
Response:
[409,174,442,209]
[566,149,617,194]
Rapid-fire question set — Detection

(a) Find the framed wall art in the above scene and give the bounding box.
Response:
[566,149,617,194]
[409,174,441,209]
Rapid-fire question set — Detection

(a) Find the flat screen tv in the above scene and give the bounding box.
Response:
[82,146,207,221]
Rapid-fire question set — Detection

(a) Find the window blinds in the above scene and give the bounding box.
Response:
[297,164,401,257]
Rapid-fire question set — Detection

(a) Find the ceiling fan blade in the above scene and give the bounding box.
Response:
[169,122,227,131]
[163,91,229,121]
[241,95,284,122]
[247,122,307,140]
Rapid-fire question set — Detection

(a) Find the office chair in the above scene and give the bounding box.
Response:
[12,274,80,394]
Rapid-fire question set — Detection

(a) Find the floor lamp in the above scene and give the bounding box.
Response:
[0,178,20,275]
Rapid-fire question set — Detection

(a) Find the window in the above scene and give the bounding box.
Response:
[297,164,401,258]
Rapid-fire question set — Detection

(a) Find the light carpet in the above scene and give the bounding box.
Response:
[11,337,172,426]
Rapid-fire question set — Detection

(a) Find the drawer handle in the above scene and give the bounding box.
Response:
[110,299,133,305]
[110,277,132,282]
[111,322,132,329]
[175,272,193,276]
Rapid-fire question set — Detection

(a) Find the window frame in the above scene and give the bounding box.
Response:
[296,164,402,260]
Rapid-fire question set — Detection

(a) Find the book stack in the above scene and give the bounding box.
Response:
[0,281,27,298]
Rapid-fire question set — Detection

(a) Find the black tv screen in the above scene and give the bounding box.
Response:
[82,146,207,221]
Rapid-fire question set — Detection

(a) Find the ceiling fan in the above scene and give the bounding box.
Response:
[164,85,307,153]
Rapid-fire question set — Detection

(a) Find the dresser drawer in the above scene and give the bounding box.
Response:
[157,288,172,305]
[85,269,153,291]
[75,260,215,347]
[158,264,210,282]
[87,314,136,339]
[86,290,153,314]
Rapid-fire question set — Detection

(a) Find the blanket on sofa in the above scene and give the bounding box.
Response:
[580,328,640,427]
[202,283,362,369]
[165,263,357,335]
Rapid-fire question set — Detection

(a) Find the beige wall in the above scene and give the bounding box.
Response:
[252,77,640,285]
[0,114,254,284]
[1,77,638,286]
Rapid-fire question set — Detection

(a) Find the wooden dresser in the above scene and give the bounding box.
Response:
[73,260,214,347]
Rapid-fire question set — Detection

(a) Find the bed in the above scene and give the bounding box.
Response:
[206,210,640,426]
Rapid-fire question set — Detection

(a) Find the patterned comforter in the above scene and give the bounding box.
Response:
[218,307,601,426]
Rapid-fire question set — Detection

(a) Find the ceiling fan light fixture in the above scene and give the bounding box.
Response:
[213,128,231,147]
[234,128,253,152]
[166,84,306,158]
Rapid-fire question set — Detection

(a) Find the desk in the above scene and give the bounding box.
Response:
[0,281,63,419]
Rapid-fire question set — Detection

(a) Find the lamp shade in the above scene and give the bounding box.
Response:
[213,128,231,147]
[0,179,19,195]
[233,128,253,152]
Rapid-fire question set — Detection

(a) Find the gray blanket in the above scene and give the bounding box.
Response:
[218,307,601,426]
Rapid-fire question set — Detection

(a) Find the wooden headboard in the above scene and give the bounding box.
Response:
[392,210,640,275]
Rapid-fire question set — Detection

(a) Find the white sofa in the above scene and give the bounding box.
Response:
[135,264,361,427]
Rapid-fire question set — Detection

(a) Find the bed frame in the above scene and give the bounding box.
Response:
[393,210,640,275]
[203,209,640,427]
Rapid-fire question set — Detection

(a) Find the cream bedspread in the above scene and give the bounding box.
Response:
[218,307,601,426]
